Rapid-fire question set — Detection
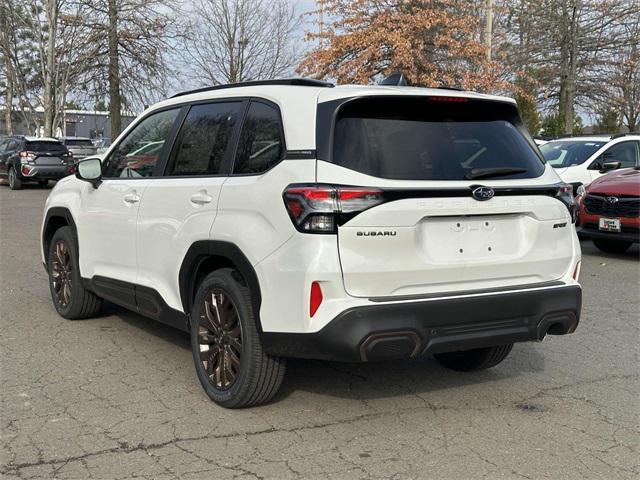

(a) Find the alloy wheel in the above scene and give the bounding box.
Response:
[8,168,15,188]
[197,289,243,390]
[51,240,73,307]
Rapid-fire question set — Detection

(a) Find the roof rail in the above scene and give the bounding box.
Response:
[171,78,334,98]
[610,132,638,139]
[550,133,613,139]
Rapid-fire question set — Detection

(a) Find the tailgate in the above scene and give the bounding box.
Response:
[338,195,573,298]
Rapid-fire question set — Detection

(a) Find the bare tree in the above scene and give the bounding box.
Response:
[182,0,300,86]
[599,12,640,131]
[497,0,640,134]
[74,0,178,137]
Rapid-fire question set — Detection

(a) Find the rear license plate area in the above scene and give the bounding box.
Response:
[36,156,62,166]
[421,215,522,260]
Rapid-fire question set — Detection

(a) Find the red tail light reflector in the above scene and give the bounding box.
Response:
[310,281,323,317]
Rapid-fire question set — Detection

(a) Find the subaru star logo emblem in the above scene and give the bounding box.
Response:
[605,196,619,205]
[472,186,495,201]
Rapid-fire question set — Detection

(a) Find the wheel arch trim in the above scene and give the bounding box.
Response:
[179,241,263,332]
[42,207,78,269]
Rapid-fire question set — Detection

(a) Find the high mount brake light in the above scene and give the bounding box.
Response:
[428,96,468,103]
[283,184,385,234]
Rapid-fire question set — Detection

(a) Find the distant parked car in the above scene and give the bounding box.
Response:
[540,134,640,190]
[576,167,640,254]
[534,138,548,146]
[0,136,74,189]
[58,137,98,160]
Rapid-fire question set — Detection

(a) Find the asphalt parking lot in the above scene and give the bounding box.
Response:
[1,184,638,480]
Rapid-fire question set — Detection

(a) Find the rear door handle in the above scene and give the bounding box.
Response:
[190,191,213,205]
[123,192,140,204]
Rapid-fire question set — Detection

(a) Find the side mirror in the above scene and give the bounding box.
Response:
[76,157,102,188]
[600,161,621,173]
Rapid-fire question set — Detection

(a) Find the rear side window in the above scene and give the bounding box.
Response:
[166,102,241,176]
[331,97,544,180]
[25,141,67,153]
[233,101,284,174]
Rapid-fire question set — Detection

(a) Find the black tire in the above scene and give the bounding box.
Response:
[47,226,102,319]
[592,238,632,254]
[38,180,49,188]
[8,167,22,190]
[434,344,513,372]
[190,268,286,408]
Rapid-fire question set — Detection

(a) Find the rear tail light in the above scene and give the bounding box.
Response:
[555,183,577,223]
[19,151,35,164]
[21,165,32,176]
[283,184,385,234]
[310,281,323,317]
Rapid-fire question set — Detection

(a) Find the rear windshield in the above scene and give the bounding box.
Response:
[331,97,544,180]
[65,139,94,147]
[26,141,67,152]
[539,140,605,168]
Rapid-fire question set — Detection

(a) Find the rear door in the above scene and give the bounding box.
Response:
[135,100,244,312]
[317,95,574,298]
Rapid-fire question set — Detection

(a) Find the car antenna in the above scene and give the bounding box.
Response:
[379,73,408,86]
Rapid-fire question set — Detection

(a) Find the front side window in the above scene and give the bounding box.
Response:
[103,108,180,178]
[233,102,284,174]
[166,102,241,176]
[600,141,639,168]
[331,97,544,181]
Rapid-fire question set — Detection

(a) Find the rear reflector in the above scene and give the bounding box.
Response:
[572,261,581,281]
[310,282,323,317]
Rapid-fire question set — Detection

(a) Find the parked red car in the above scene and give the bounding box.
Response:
[576,167,640,253]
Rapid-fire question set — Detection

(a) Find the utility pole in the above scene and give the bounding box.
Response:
[485,0,493,61]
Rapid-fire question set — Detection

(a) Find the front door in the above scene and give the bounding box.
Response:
[77,108,182,289]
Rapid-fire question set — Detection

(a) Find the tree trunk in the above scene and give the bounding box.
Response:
[563,1,580,134]
[43,0,58,137]
[5,60,13,135]
[108,0,122,138]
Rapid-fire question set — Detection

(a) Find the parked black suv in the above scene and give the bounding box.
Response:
[0,136,74,189]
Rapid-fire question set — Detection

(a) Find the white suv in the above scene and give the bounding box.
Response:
[41,78,582,408]
[540,134,640,190]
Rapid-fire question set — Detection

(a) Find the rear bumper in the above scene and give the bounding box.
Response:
[20,164,70,180]
[261,285,582,362]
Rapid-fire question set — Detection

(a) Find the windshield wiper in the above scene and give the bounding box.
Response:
[465,167,528,180]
